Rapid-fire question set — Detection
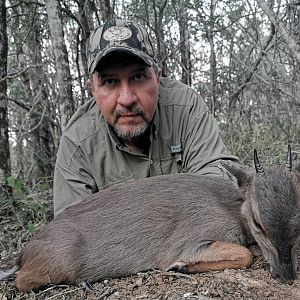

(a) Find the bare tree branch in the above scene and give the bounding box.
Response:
[228,23,275,108]
[256,0,300,64]
[9,98,58,127]
[0,64,44,82]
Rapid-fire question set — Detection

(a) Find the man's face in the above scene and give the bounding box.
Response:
[89,57,160,141]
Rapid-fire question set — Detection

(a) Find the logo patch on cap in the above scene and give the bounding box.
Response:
[103,26,132,41]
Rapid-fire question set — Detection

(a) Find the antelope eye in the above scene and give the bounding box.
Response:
[253,217,263,232]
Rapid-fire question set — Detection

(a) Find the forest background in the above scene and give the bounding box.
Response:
[0,0,300,248]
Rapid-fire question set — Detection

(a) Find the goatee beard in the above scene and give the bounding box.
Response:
[113,121,150,142]
[113,106,150,142]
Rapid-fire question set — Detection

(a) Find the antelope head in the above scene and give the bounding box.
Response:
[224,146,300,284]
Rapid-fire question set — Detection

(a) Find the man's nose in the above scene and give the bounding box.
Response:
[117,82,137,106]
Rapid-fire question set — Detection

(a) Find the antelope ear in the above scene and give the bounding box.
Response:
[220,162,250,188]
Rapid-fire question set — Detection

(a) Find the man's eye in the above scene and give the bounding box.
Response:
[103,79,118,86]
[132,74,145,81]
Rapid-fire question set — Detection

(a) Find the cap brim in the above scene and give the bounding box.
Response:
[89,46,156,74]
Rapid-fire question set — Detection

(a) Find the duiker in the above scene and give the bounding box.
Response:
[1,148,300,292]
[233,147,300,283]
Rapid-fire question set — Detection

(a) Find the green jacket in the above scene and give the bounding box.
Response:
[54,77,238,216]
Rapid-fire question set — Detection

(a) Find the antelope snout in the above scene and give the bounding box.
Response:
[270,262,297,285]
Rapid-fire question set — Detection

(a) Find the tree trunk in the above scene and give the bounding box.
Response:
[77,0,93,106]
[172,1,192,85]
[46,0,75,131]
[21,19,55,185]
[98,0,113,20]
[0,0,11,190]
[207,0,217,116]
[152,0,168,76]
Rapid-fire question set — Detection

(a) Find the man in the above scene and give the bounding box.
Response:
[53,19,238,216]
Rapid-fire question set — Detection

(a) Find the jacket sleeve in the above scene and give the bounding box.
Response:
[53,135,98,217]
[182,93,239,179]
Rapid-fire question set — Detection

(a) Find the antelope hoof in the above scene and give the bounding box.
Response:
[81,281,93,291]
[166,261,188,273]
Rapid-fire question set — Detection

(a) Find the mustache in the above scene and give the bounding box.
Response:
[114,106,146,120]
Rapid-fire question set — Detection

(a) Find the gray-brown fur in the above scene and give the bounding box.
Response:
[1,161,300,292]
[229,164,300,284]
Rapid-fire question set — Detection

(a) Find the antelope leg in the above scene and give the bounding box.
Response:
[166,241,253,273]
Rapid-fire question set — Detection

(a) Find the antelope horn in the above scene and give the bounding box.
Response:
[254,149,265,175]
[285,144,292,171]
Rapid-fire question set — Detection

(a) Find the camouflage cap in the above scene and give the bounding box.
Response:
[87,19,157,74]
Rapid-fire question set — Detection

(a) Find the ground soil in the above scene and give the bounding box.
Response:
[1,195,300,300]
[1,245,300,300]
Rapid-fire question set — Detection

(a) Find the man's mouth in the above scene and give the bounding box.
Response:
[119,113,139,118]
[117,113,143,124]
